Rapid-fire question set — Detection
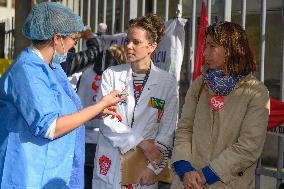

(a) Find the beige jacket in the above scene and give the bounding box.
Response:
[171,73,270,189]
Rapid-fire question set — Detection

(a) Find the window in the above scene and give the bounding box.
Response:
[0,0,7,7]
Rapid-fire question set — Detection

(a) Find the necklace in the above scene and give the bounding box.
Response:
[132,66,150,104]
[130,65,151,128]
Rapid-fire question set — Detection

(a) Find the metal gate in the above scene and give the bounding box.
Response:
[0,17,14,59]
[3,0,284,188]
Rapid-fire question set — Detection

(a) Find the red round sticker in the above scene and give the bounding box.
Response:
[95,74,102,81]
[209,95,225,110]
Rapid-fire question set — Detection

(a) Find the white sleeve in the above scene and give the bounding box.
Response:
[97,68,144,154]
[44,119,56,140]
[147,141,171,175]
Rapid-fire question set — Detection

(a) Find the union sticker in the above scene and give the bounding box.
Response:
[99,155,112,176]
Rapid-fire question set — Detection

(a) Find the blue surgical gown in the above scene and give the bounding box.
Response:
[0,48,85,189]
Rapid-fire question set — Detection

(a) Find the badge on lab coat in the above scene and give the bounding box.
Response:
[148,97,166,123]
[148,97,165,110]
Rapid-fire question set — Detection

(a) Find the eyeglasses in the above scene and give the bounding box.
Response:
[69,36,79,43]
[60,35,80,44]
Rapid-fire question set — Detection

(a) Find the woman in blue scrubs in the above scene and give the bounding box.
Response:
[0,2,125,189]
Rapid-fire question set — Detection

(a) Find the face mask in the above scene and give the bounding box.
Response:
[52,38,68,64]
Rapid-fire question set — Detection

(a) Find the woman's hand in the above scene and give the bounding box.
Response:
[100,91,127,108]
[183,171,205,189]
[138,140,163,166]
[98,106,117,118]
[138,168,157,186]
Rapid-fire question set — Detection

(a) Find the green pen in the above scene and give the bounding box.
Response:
[116,88,128,97]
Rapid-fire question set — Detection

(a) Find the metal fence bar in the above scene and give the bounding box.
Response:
[10,17,14,58]
[120,0,125,32]
[152,0,157,14]
[94,0,98,33]
[190,0,196,82]
[7,19,10,59]
[72,0,75,11]
[142,0,145,16]
[0,22,4,58]
[1,17,15,59]
[281,0,284,98]
[79,0,83,21]
[207,0,211,25]
[241,0,247,29]
[260,0,266,82]
[87,0,91,26]
[223,0,232,21]
[129,0,137,20]
[5,19,8,59]
[277,137,284,188]
[3,19,6,58]
[79,0,83,51]
[111,0,116,34]
[255,159,262,189]
[103,0,107,24]
[276,3,284,188]
[165,0,169,21]
[73,0,79,15]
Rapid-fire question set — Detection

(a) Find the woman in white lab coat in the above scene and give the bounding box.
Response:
[92,14,178,189]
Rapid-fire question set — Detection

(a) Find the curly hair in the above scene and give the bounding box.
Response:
[205,22,256,76]
[128,14,165,44]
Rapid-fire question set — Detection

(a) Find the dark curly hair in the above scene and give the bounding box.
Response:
[128,14,165,44]
[205,21,256,76]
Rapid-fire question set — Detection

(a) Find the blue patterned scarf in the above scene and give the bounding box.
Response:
[205,69,242,96]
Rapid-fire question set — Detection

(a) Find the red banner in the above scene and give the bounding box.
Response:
[193,0,208,81]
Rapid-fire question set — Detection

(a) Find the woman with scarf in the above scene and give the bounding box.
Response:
[170,22,270,189]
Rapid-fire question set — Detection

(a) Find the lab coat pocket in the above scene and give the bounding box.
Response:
[147,97,166,123]
[94,138,119,184]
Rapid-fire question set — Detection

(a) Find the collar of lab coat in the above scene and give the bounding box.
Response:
[118,61,160,86]
[119,61,160,126]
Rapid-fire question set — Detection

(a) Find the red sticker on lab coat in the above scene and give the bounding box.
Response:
[99,155,112,176]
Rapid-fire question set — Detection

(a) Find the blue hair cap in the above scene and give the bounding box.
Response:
[23,2,84,40]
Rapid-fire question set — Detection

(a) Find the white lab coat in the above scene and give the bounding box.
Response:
[92,62,178,189]
[77,67,101,144]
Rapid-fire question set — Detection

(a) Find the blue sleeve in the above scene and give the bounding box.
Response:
[202,166,220,185]
[172,160,196,181]
[10,58,60,137]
